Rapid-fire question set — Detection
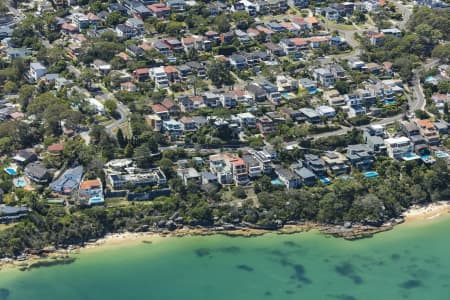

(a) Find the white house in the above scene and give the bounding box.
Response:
[384,137,413,159]
[29,62,47,81]
[86,98,105,115]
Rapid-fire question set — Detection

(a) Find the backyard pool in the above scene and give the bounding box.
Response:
[4,167,17,176]
[402,152,419,161]
[271,179,283,185]
[436,152,449,158]
[320,177,331,184]
[364,171,379,178]
[88,197,104,205]
[384,100,396,105]
[14,177,26,188]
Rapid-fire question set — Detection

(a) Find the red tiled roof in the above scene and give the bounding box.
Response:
[134,67,149,75]
[290,37,308,46]
[80,179,101,190]
[164,65,178,73]
[151,103,169,113]
[47,143,64,152]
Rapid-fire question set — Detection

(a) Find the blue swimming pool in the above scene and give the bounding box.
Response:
[14,178,26,188]
[320,177,331,184]
[271,179,284,185]
[89,197,104,205]
[421,155,432,159]
[4,168,17,176]
[436,152,449,158]
[364,171,379,178]
[384,100,396,105]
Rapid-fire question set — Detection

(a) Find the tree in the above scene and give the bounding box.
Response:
[233,186,247,199]
[214,15,230,33]
[133,143,155,168]
[432,44,450,63]
[104,99,117,115]
[106,11,126,27]
[207,61,235,88]
[116,128,126,148]
[334,80,350,94]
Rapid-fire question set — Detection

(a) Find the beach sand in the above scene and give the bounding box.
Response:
[402,201,450,223]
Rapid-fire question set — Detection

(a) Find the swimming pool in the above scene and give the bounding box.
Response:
[4,168,17,176]
[384,100,396,105]
[364,171,379,178]
[271,179,284,185]
[14,177,26,188]
[436,152,449,158]
[320,177,331,184]
[88,197,105,205]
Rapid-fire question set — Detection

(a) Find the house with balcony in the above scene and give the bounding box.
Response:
[248,149,273,175]
[321,152,350,175]
[163,119,182,137]
[257,115,275,135]
[242,155,262,178]
[290,163,317,186]
[274,166,301,189]
[313,68,335,88]
[78,179,104,206]
[384,137,413,160]
[150,67,169,89]
[29,62,47,81]
[346,144,374,170]
[303,154,326,176]
[229,54,248,70]
[324,89,346,107]
[106,166,167,191]
[416,119,440,146]
[177,168,201,185]
[209,154,234,185]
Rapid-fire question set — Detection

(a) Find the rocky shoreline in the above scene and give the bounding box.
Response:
[4,200,450,271]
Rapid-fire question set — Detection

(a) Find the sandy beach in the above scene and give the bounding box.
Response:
[402,201,450,222]
[2,201,450,271]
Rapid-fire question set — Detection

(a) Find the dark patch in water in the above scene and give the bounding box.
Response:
[335,262,363,285]
[236,264,254,272]
[0,288,10,300]
[195,248,211,257]
[264,291,272,296]
[323,258,330,263]
[400,280,423,289]
[291,264,312,284]
[270,250,286,257]
[391,253,401,261]
[285,290,294,294]
[283,241,298,247]
[219,246,241,254]
[328,294,357,300]
[280,258,292,267]
[296,284,302,289]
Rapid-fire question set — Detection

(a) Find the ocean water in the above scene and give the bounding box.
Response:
[1,216,450,300]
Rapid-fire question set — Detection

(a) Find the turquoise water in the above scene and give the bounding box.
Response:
[364,171,379,178]
[4,168,17,176]
[2,216,450,300]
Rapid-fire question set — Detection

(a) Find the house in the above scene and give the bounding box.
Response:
[291,163,317,186]
[78,179,104,206]
[72,13,89,30]
[92,59,111,74]
[47,142,64,155]
[276,75,298,92]
[176,65,192,81]
[279,39,297,56]
[133,67,150,81]
[303,154,326,176]
[237,112,257,127]
[324,90,345,106]
[126,17,145,31]
[13,149,37,166]
[309,36,330,48]
[153,40,172,56]
[167,0,186,11]
[161,98,180,114]
[384,137,413,159]
[313,68,335,88]
[6,48,31,59]
[242,154,262,178]
[316,105,336,118]
[86,98,105,115]
[163,38,184,54]
[228,54,246,70]
[245,84,267,102]
[299,78,318,94]
[201,172,218,185]
[401,121,420,137]
[324,7,339,21]
[416,119,440,146]
[220,93,237,108]
[179,116,196,131]
[50,166,83,195]
[264,42,284,57]
[434,120,449,135]
[150,67,169,89]
[346,144,374,170]
[0,206,29,223]
[177,168,201,185]
[203,92,220,107]
[305,16,319,29]
[146,114,163,131]
[348,105,367,117]
[209,154,234,185]
[257,115,275,135]
[163,119,182,136]
[235,29,251,44]
[150,103,169,120]
[381,28,402,38]
[29,62,47,81]
[321,151,349,175]
[186,61,207,79]
[126,44,144,57]
[106,167,167,191]
[274,166,301,189]
[116,24,136,39]
[25,162,51,183]
[289,0,309,8]
[147,3,171,17]
[299,108,321,123]
[120,81,137,92]
[370,33,384,47]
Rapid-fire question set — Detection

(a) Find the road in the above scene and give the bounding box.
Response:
[391,1,412,30]
[98,84,130,135]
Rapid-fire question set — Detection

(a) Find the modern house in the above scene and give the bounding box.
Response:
[384,137,413,160]
[50,166,84,195]
[346,144,374,170]
[321,151,349,175]
[274,166,301,189]
[29,62,47,81]
[25,162,51,183]
[303,154,326,176]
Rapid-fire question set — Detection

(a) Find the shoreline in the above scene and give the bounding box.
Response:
[1,201,449,272]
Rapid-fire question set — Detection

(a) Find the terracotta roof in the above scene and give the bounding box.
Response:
[86,13,100,21]
[182,37,195,45]
[290,37,308,46]
[310,36,329,42]
[180,116,194,123]
[306,17,318,24]
[292,17,307,25]
[61,23,77,31]
[205,30,218,36]
[121,81,136,88]
[280,22,295,30]
[256,26,274,35]
[79,179,101,190]
[140,43,153,51]
[151,103,169,113]
[164,65,178,73]
[148,3,171,12]
[162,98,178,109]
[134,67,149,75]
[47,143,64,152]
[118,52,131,61]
